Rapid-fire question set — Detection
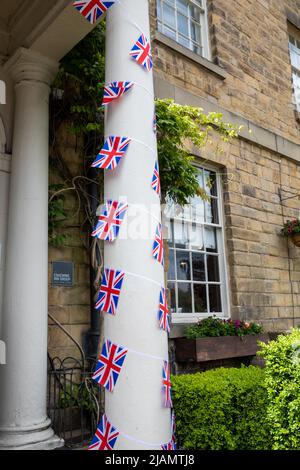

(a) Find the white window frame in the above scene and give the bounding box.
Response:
[288,32,300,112]
[157,0,211,60]
[165,163,230,324]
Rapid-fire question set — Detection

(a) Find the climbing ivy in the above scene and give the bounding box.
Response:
[155,99,239,205]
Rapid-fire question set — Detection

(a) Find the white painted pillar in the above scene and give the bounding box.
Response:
[104,1,170,449]
[0,48,63,450]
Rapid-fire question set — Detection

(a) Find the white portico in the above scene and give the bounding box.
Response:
[0,0,99,450]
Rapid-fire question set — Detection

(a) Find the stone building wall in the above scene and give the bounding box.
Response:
[48,124,91,360]
[150,0,300,332]
[150,0,300,143]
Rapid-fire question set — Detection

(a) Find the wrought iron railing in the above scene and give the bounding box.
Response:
[47,355,102,448]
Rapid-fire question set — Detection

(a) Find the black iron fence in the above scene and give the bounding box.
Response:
[47,355,103,448]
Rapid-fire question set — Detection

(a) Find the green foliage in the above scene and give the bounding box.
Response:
[281,218,300,237]
[48,184,70,246]
[172,366,271,450]
[258,329,300,450]
[53,22,105,138]
[58,381,98,413]
[185,316,263,339]
[155,99,239,205]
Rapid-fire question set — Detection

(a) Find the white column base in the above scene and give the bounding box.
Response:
[0,418,64,450]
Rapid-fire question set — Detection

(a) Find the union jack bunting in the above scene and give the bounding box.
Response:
[158,287,170,333]
[161,440,177,451]
[92,136,131,171]
[91,200,128,242]
[151,161,161,196]
[102,81,134,106]
[92,339,128,392]
[73,0,115,24]
[88,414,119,450]
[95,268,125,315]
[130,34,153,71]
[153,111,157,134]
[152,223,164,266]
[162,361,172,408]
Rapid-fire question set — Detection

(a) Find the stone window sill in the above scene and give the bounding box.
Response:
[153,31,227,80]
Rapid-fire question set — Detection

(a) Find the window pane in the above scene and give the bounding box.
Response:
[168,282,176,313]
[209,285,222,313]
[168,249,176,280]
[191,198,205,222]
[176,251,191,280]
[204,170,218,197]
[207,255,220,282]
[191,21,201,43]
[192,252,205,281]
[163,25,176,40]
[205,227,218,253]
[194,284,207,313]
[177,283,192,313]
[174,219,189,248]
[177,13,189,36]
[165,218,174,247]
[190,6,201,22]
[177,0,188,14]
[157,0,162,19]
[178,34,190,48]
[163,3,176,28]
[192,43,202,55]
[205,198,219,224]
[190,223,204,251]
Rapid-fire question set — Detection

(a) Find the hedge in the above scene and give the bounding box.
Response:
[172,366,272,450]
[258,328,300,450]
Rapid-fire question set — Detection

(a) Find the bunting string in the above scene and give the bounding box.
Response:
[73,0,175,451]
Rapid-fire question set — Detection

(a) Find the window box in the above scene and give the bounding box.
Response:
[292,233,300,247]
[174,334,270,362]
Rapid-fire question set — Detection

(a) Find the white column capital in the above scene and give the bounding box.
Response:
[4,47,58,86]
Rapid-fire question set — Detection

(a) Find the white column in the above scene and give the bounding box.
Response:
[104,1,170,449]
[0,48,63,450]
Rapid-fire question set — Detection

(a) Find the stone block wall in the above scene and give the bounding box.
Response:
[48,123,91,360]
[149,0,300,332]
[150,0,300,144]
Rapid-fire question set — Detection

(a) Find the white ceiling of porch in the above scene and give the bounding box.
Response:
[0,0,26,23]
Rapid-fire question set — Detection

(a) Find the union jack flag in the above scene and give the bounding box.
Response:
[95,268,125,315]
[89,414,119,450]
[162,361,172,408]
[92,136,131,171]
[130,34,153,71]
[92,339,128,392]
[153,111,157,134]
[161,440,177,451]
[151,161,161,196]
[91,200,128,242]
[158,287,170,333]
[152,223,164,266]
[73,0,115,24]
[102,81,134,106]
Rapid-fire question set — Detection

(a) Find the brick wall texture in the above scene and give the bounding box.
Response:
[150,0,300,332]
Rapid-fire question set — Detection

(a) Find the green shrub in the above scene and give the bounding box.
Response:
[172,366,271,450]
[258,328,300,450]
